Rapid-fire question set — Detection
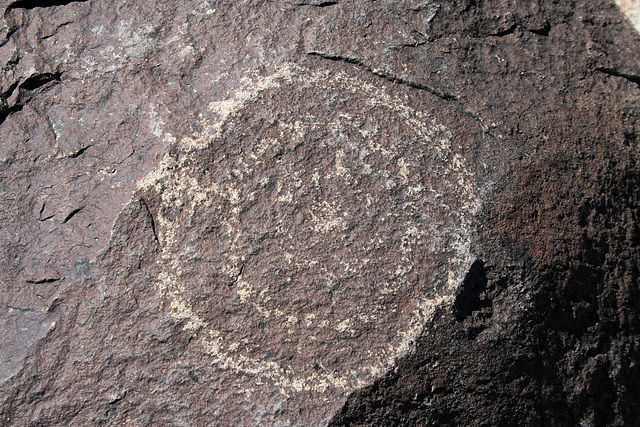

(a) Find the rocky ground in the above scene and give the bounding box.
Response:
[0,0,639,425]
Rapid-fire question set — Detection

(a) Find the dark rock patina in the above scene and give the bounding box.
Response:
[0,0,639,425]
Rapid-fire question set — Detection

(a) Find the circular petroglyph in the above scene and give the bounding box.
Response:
[139,63,479,395]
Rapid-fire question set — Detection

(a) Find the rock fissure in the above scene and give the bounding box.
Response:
[5,0,88,11]
[307,51,460,102]
[595,66,640,87]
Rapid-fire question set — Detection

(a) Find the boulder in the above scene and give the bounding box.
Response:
[0,0,638,425]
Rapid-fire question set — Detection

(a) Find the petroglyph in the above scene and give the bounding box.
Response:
[138,62,480,396]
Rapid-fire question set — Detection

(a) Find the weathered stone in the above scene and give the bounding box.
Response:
[0,0,639,425]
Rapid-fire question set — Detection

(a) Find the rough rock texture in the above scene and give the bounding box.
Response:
[0,0,638,425]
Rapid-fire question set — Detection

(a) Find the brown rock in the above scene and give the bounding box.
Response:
[0,0,638,425]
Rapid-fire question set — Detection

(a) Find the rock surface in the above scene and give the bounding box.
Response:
[0,0,639,425]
